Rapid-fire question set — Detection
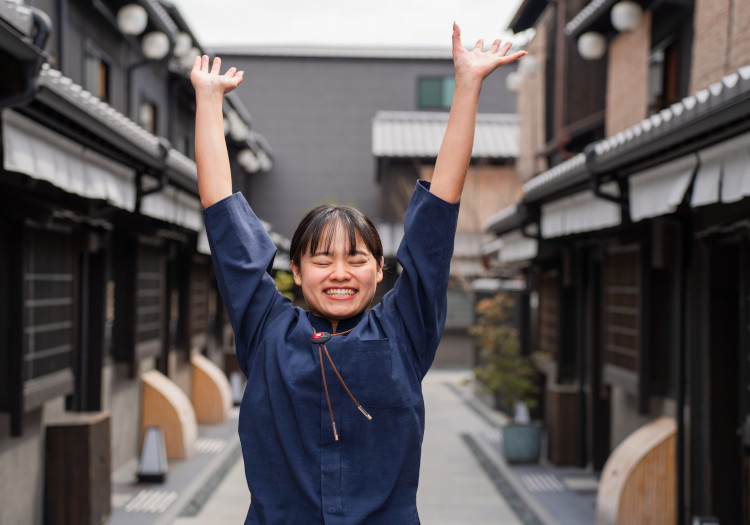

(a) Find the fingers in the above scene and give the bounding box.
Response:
[191,55,201,73]
[489,39,501,54]
[201,54,209,73]
[210,56,221,75]
[224,66,237,77]
[451,22,462,51]
[498,41,513,56]
[474,38,484,51]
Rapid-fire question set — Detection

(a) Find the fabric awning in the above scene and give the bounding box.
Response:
[140,185,203,232]
[498,230,538,263]
[629,154,697,222]
[540,183,621,238]
[2,109,136,211]
[691,131,750,207]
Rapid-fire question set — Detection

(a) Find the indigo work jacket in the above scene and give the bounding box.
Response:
[203,181,458,524]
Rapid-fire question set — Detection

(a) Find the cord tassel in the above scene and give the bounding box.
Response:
[313,328,372,441]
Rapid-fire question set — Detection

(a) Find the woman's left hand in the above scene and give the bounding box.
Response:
[452,22,527,89]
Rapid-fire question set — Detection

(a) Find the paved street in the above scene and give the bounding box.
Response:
[109,369,596,525]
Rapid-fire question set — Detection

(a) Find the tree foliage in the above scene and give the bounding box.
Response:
[470,293,538,411]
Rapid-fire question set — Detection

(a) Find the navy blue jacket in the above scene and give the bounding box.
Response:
[203,181,459,524]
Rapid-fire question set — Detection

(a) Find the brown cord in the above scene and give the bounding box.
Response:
[314,327,372,441]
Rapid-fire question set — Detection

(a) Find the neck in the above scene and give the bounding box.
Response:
[330,320,338,333]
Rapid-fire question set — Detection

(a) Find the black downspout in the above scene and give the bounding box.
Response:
[57,0,66,73]
[135,138,171,212]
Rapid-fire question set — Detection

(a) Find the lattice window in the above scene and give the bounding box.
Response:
[189,257,210,339]
[23,227,76,381]
[135,244,163,353]
[603,245,641,372]
[538,270,559,357]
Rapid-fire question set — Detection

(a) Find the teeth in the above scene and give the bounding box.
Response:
[325,289,356,296]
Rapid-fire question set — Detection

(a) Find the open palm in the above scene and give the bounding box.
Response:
[190,55,244,96]
[452,23,526,85]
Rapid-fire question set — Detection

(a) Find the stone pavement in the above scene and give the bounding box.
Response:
[107,369,598,525]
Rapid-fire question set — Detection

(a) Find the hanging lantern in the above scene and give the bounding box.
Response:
[611,1,644,33]
[141,32,170,60]
[577,32,607,60]
[117,4,148,36]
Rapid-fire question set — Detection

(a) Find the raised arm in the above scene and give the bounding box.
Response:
[430,24,526,204]
[190,55,244,208]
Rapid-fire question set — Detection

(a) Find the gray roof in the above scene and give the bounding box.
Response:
[372,111,519,158]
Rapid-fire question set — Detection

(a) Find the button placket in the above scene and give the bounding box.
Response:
[320,338,343,518]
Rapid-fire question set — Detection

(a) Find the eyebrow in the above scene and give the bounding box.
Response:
[310,250,369,257]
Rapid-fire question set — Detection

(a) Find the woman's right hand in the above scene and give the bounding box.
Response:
[190,55,244,97]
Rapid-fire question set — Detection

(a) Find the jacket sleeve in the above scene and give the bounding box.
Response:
[203,192,290,377]
[378,180,459,376]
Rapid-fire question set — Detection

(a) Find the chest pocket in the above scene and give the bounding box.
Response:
[357,339,410,408]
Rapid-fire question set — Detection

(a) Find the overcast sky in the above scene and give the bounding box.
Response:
[169,0,525,50]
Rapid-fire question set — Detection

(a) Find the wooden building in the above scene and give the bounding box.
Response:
[489,0,750,523]
[0,2,277,523]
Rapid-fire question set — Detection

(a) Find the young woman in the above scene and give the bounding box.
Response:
[193,24,525,524]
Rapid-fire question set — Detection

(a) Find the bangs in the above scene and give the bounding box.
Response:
[290,205,383,267]
[308,216,360,257]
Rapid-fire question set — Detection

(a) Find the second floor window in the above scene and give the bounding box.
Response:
[418,77,454,110]
[84,51,110,102]
[138,100,157,134]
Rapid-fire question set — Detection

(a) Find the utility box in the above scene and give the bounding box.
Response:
[45,411,111,525]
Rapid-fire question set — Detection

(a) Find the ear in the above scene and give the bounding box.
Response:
[376,257,384,284]
[291,261,303,286]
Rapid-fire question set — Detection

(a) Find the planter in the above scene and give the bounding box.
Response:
[502,421,543,463]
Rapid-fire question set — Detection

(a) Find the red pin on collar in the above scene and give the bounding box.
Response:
[311,331,332,344]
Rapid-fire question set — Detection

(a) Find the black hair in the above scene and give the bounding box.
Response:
[290,205,383,268]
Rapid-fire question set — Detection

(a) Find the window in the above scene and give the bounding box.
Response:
[648,39,679,115]
[138,100,157,135]
[603,245,641,373]
[418,77,454,110]
[83,50,110,101]
[648,4,693,116]
[23,226,77,382]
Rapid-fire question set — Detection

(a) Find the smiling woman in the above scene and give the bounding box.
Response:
[193,24,525,523]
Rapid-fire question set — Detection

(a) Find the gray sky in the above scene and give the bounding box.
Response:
[169,0,524,49]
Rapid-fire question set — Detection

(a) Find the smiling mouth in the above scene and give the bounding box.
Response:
[324,288,357,298]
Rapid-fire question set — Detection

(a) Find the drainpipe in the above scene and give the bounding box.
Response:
[135,137,171,212]
[57,0,66,72]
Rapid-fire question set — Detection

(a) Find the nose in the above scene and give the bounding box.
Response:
[330,260,350,280]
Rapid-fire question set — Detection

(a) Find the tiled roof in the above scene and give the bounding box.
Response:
[372,111,519,158]
[522,153,587,201]
[37,64,164,160]
[564,0,616,36]
[516,64,750,206]
[0,0,34,35]
[592,66,750,167]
